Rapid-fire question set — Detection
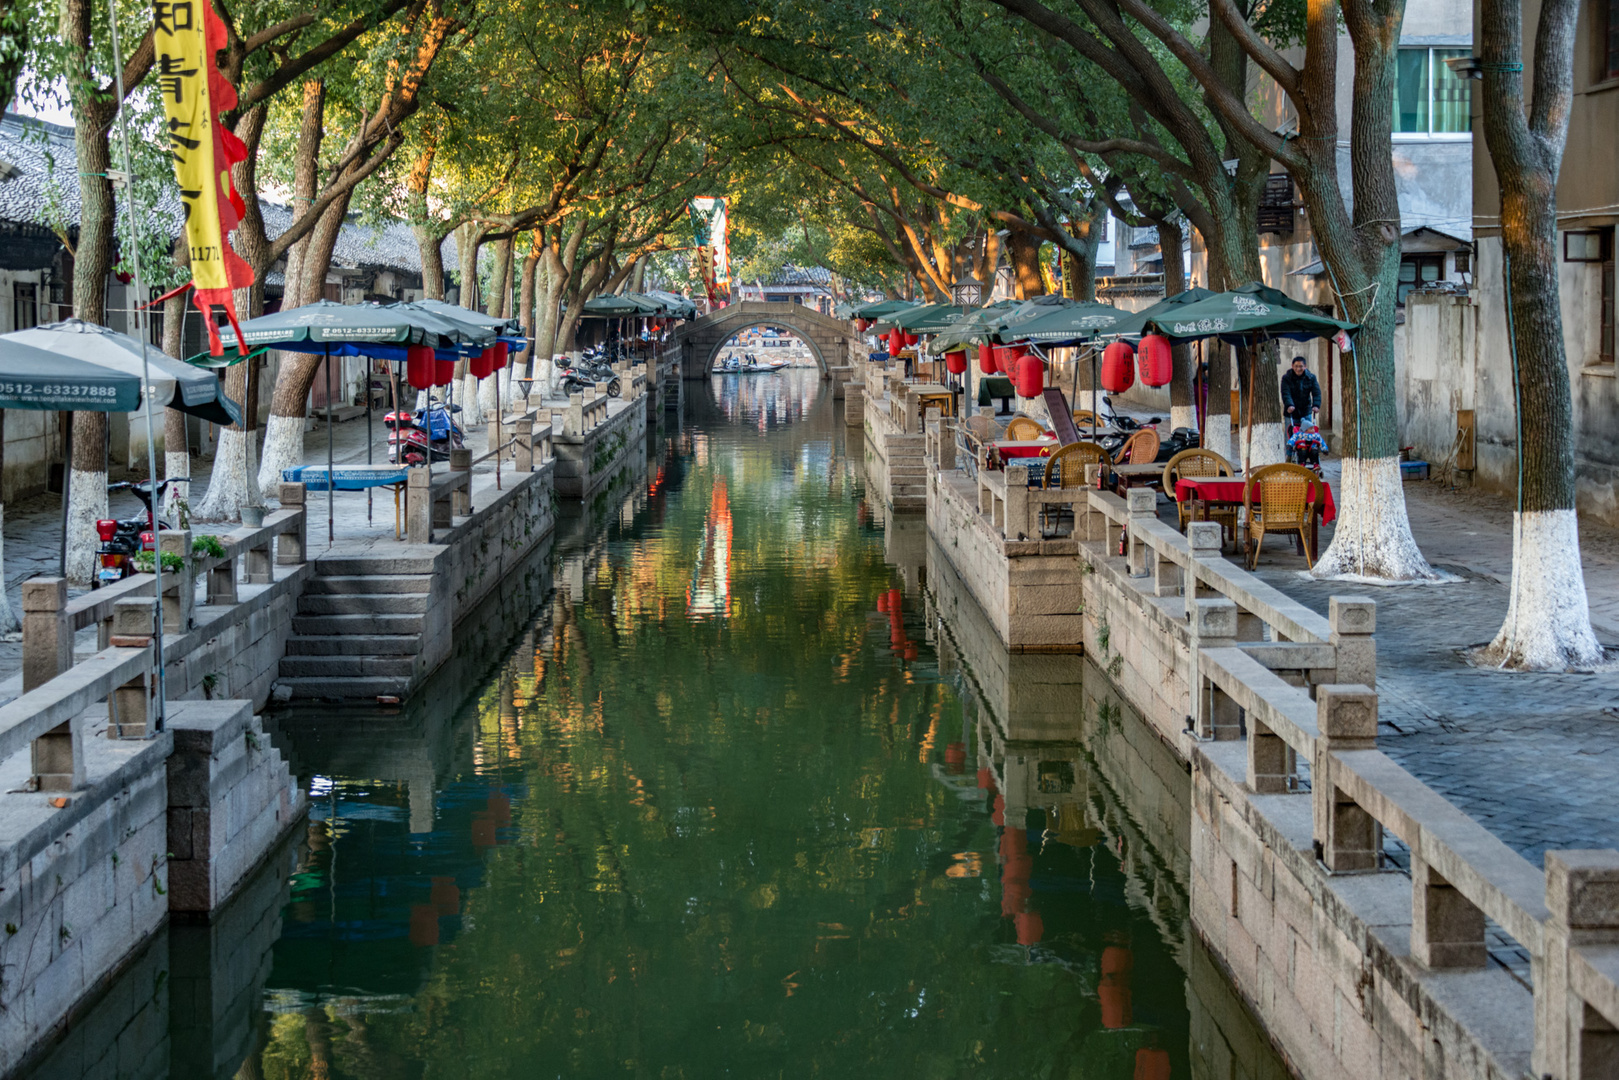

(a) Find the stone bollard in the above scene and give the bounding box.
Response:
[1126,489,1155,578]
[22,576,71,692]
[158,528,193,633]
[448,447,472,519]
[274,482,307,569]
[568,393,584,436]
[1329,596,1377,687]
[1535,850,1619,1079]
[1410,854,1486,969]
[108,598,157,739]
[205,537,238,606]
[1184,522,1223,619]
[514,416,534,472]
[406,466,432,544]
[1312,684,1380,872]
[1192,599,1239,740]
[1004,465,1030,540]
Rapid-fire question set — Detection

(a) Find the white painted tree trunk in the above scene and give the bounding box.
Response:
[503,360,529,408]
[0,505,20,636]
[1478,509,1604,669]
[478,373,499,419]
[65,469,108,585]
[1204,414,1232,463]
[255,414,306,499]
[1243,421,1287,469]
[1311,456,1439,581]
[163,449,191,524]
[1170,404,1197,433]
[194,428,262,522]
[460,374,484,426]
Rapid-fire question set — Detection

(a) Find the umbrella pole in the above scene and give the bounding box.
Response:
[59,420,71,578]
[326,347,334,546]
[366,358,373,526]
[1243,344,1255,478]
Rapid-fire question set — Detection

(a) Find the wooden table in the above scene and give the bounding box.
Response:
[1112,462,1165,490]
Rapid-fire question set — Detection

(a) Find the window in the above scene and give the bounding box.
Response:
[1394,48,1472,135]
[12,282,37,331]
[1601,254,1614,365]
[1606,0,1619,81]
[1566,228,1614,262]
[1258,174,1296,234]
[1454,249,1471,276]
[1397,254,1445,304]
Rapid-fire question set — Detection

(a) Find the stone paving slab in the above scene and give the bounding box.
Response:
[1175,457,1619,866]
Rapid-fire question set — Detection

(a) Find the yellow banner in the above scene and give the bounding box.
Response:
[153,0,227,292]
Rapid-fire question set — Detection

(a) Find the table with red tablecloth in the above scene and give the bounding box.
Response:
[1174,475,1336,561]
[991,438,1057,460]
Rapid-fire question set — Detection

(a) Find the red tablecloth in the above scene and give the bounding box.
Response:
[1175,476,1337,523]
[993,439,1057,459]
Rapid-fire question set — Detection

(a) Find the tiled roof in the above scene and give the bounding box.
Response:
[257,199,454,275]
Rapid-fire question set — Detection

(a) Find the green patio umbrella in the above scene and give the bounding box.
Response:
[928,301,1021,353]
[1098,287,1219,339]
[1143,282,1355,344]
[414,297,518,336]
[0,336,142,411]
[998,301,1124,345]
[876,303,972,335]
[849,298,917,321]
[580,294,653,318]
[10,320,240,425]
[216,299,438,355]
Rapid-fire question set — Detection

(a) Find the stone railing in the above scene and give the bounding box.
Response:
[1081,487,1619,1080]
[404,411,552,545]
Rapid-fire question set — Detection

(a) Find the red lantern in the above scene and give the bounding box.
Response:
[979,343,998,375]
[406,345,435,389]
[888,328,902,357]
[492,341,510,372]
[1101,341,1136,393]
[903,331,919,346]
[1014,353,1043,398]
[470,346,496,379]
[1137,334,1171,387]
[433,355,455,387]
[993,344,1017,371]
[944,349,967,375]
[857,318,871,333]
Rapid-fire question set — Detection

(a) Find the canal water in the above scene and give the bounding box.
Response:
[24,369,1288,1079]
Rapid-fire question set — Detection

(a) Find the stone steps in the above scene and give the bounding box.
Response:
[279,655,417,678]
[284,634,422,656]
[312,555,438,576]
[277,675,415,702]
[291,612,426,636]
[303,574,434,595]
[296,593,431,616]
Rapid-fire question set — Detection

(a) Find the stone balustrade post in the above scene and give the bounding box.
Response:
[406,466,432,544]
[157,529,192,633]
[108,598,156,739]
[22,576,71,692]
[1126,489,1155,577]
[568,393,584,436]
[273,482,307,569]
[205,539,238,606]
[1329,596,1377,687]
[1192,599,1239,739]
[449,447,473,517]
[1004,465,1031,540]
[1185,522,1222,619]
[938,418,956,470]
[1536,850,1619,1079]
[1410,855,1486,968]
[514,417,534,472]
[1313,684,1380,872]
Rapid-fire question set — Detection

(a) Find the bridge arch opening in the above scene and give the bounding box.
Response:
[673,301,861,379]
[706,323,822,375]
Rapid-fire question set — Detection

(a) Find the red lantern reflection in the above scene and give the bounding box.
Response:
[409,903,440,946]
[430,876,460,916]
[471,813,496,849]
[944,742,966,774]
[1134,1048,1170,1080]
[1015,910,1044,946]
[1100,945,1134,1029]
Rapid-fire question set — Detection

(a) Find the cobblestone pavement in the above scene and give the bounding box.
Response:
[1229,460,1619,866]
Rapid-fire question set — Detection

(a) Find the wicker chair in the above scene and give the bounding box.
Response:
[962,414,1003,473]
[1005,415,1046,441]
[1244,462,1321,569]
[1117,428,1161,465]
[1072,410,1102,431]
[1041,442,1114,535]
[1162,448,1237,540]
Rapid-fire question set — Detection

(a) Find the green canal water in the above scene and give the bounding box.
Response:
[27,370,1288,1079]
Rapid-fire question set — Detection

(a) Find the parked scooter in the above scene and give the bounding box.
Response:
[385,398,465,464]
[94,477,188,589]
[558,353,622,397]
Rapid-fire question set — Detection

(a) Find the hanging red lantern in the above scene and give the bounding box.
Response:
[888,328,902,356]
[470,346,496,379]
[492,341,510,372]
[903,331,919,346]
[406,345,435,389]
[856,318,870,333]
[992,344,1017,371]
[1101,341,1136,393]
[433,355,455,387]
[1014,353,1044,398]
[1137,334,1171,387]
[944,349,967,375]
[979,343,998,375]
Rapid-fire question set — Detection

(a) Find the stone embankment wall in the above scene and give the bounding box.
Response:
[546,390,648,500]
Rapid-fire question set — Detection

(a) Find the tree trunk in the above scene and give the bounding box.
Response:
[0,408,15,634]
[61,0,120,581]
[1158,218,1198,433]
[161,258,191,521]
[512,237,541,407]
[479,236,514,420]
[457,223,488,425]
[417,230,447,299]
[1236,342,1286,469]
[1006,228,1046,299]
[1474,0,1599,669]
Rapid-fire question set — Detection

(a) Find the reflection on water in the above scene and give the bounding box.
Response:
[24,369,1283,1078]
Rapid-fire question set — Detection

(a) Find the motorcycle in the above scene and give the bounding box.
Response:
[94,477,187,589]
[386,399,465,464]
[558,354,622,397]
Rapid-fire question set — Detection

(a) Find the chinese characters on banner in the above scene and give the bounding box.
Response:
[152,0,254,356]
[689,196,730,303]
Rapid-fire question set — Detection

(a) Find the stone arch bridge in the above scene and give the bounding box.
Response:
[671,301,862,379]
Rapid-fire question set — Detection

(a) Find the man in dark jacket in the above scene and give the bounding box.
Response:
[1280,357,1322,462]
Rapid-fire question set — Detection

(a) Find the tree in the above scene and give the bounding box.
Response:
[1472,0,1602,668]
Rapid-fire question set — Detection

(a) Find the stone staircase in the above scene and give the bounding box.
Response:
[886,434,928,511]
[278,555,437,701]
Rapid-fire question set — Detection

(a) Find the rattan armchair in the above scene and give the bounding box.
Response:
[1244,462,1321,569]
[1040,442,1113,535]
[1162,449,1237,541]
[1117,428,1161,465]
[1005,415,1046,441]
